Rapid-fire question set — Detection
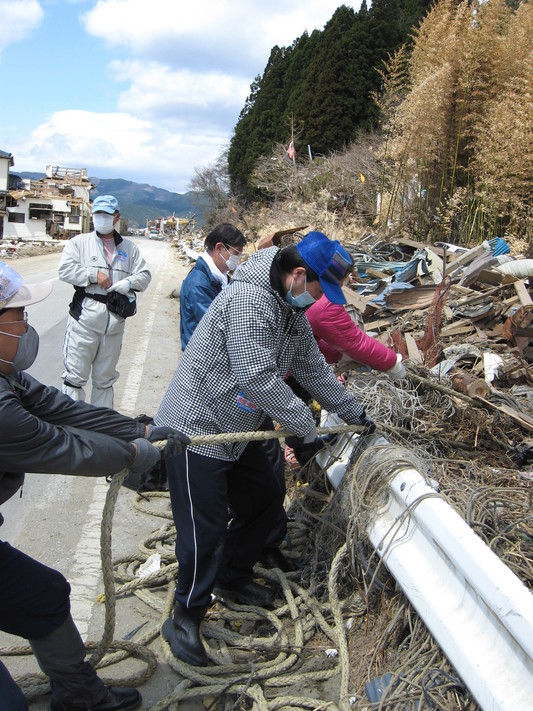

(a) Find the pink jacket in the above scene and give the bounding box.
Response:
[306,295,397,371]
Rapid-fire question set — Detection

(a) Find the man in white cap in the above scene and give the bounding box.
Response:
[58,195,151,408]
[0,261,188,710]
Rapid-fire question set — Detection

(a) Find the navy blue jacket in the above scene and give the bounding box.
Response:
[179,256,222,350]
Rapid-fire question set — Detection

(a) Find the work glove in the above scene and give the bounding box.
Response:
[128,438,161,476]
[107,278,132,295]
[386,353,406,381]
[359,412,376,435]
[286,427,325,467]
[145,425,190,458]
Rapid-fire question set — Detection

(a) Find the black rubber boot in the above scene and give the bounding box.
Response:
[49,688,141,711]
[29,615,141,711]
[259,547,297,572]
[213,579,275,608]
[161,602,208,666]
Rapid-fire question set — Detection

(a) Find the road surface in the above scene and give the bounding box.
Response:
[0,238,193,709]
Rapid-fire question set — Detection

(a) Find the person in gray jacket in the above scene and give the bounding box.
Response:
[155,231,374,667]
[59,195,151,409]
[0,261,188,711]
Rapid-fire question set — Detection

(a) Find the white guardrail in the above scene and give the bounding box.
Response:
[316,417,533,711]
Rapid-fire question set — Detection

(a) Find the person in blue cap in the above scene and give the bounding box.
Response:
[58,195,151,409]
[154,231,374,667]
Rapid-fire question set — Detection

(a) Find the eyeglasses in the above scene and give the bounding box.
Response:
[223,244,243,257]
[0,311,28,326]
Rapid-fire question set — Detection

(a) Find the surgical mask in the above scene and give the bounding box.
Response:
[285,275,317,309]
[223,245,241,271]
[0,325,40,371]
[93,213,115,235]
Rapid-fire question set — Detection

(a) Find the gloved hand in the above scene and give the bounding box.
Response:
[107,278,132,295]
[285,433,325,467]
[145,425,190,458]
[359,413,376,435]
[128,438,161,476]
[386,353,406,381]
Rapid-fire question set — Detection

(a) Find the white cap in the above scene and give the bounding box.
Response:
[0,261,52,310]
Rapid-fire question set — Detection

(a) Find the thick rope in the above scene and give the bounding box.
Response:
[3,423,365,706]
[185,423,366,447]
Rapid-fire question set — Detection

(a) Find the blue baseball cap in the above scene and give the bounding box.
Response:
[296,231,352,305]
[0,261,52,310]
[92,195,119,214]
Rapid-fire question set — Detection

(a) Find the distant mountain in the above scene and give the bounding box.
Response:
[90,177,210,228]
[14,173,210,228]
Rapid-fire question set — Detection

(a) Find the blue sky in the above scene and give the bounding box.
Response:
[0,0,355,194]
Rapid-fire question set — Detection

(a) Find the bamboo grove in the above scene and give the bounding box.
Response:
[378,0,533,245]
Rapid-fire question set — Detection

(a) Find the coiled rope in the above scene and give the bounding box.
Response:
[3,423,366,708]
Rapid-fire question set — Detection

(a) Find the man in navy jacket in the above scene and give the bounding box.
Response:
[179,223,246,350]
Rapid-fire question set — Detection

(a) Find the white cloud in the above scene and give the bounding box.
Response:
[10,109,228,192]
[7,0,355,192]
[111,60,249,124]
[0,0,44,56]
[83,0,345,70]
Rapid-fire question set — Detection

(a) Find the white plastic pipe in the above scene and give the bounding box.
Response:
[316,417,533,710]
[367,468,533,710]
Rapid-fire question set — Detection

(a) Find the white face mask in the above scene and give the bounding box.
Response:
[222,245,242,271]
[93,213,115,235]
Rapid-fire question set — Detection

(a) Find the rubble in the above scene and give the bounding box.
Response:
[0,239,64,259]
[342,235,533,392]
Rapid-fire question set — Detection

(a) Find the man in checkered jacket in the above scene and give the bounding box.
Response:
[155,231,373,666]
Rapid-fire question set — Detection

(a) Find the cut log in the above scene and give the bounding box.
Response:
[451,369,491,398]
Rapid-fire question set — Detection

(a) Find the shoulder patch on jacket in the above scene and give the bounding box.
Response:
[236,391,258,413]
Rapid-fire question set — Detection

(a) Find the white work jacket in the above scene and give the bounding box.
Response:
[58,230,151,335]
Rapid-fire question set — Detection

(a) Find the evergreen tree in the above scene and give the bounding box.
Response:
[229,0,433,199]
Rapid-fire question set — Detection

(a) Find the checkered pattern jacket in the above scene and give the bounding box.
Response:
[155,247,366,461]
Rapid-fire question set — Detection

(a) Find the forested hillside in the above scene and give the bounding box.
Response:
[228,0,432,198]
[217,0,532,249]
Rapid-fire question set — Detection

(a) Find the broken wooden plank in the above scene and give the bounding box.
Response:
[440,324,476,337]
[364,316,396,332]
[440,318,477,336]
[342,286,371,314]
[447,245,489,277]
[474,396,533,434]
[514,280,533,306]
[365,267,392,280]
[385,284,438,311]
[405,333,424,364]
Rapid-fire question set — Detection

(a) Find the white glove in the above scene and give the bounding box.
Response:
[108,278,132,295]
[386,353,406,381]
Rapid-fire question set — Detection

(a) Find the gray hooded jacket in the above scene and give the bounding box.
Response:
[155,247,366,461]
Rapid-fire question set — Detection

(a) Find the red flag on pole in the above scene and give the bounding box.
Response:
[287,139,295,160]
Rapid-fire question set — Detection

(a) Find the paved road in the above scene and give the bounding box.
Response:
[0,239,193,709]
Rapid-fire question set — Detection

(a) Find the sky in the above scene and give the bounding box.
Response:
[0,0,355,194]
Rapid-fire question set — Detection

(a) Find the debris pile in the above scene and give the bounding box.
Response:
[282,233,533,708]
[55,232,530,711]
[337,235,533,439]
[0,239,64,259]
